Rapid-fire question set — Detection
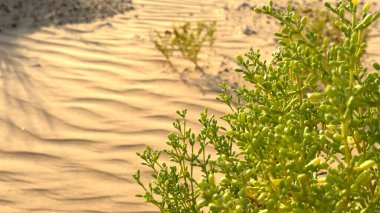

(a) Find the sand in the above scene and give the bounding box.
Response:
[0,0,379,212]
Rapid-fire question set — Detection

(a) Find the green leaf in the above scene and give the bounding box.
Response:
[372,62,380,70]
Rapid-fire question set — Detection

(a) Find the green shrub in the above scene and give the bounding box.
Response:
[152,21,216,69]
[152,30,175,66]
[294,0,343,43]
[173,21,216,69]
[293,0,370,46]
[134,0,380,212]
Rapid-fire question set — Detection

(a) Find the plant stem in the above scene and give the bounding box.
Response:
[190,139,195,210]
[342,118,351,213]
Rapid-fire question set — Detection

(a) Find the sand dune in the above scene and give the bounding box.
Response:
[0,0,379,212]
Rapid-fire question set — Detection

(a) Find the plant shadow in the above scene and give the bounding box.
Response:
[178,65,240,95]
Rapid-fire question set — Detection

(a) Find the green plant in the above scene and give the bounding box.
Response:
[152,21,216,69]
[152,30,175,67]
[293,0,370,45]
[293,0,344,43]
[133,109,216,212]
[134,0,380,212]
[173,21,216,69]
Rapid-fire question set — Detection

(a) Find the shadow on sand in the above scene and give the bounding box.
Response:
[0,0,134,137]
[0,0,133,31]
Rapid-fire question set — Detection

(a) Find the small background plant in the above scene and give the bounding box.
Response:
[152,30,175,67]
[173,21,216,69]
[135,1,380,212]
[151,21,216,70]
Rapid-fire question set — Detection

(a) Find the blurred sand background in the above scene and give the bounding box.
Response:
[0,0,379,212]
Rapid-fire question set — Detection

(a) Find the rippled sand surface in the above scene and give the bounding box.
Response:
[0,0,379,212]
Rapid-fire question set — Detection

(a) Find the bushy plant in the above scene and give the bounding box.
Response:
[293,0,343,43]
[152,21,216,69]
[134,1,380,212]
[293,0,370,45]
[133,109,215,212]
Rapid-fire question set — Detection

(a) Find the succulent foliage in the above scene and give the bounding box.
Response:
[135,1,380,212]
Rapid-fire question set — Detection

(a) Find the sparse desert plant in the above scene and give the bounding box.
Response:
[152,30,175,66]
[152,21,216,69]
[173,21,216,69]
[135,0,380,212]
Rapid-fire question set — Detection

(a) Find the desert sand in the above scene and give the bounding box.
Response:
[0,0,379,212]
